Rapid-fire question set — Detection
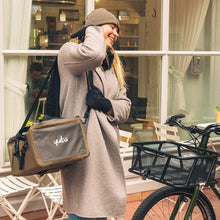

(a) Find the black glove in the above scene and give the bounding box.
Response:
[71,25,93,41]
[86,86,112,113]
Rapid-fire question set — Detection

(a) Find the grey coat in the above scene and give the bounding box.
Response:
[58,26,131,218]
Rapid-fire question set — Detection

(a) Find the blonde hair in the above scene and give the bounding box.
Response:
[70,38,126,88]
[110,48,126,88]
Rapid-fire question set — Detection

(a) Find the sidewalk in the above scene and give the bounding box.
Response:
[124,183,220,219]
[0,183,219,219]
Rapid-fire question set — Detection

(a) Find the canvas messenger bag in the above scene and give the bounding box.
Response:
[8,58,92,176]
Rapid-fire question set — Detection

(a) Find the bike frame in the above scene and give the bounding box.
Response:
[167,115,220,219]
[170,185,200,220]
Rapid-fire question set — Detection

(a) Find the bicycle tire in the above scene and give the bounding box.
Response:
[132,186,216,220]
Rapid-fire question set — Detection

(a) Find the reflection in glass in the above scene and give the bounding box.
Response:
[168,56,220,132]
[25,61,49,121]
[120,56,160,142]
[28,0,162,142]
[30,1,85,50]
[96,0,161,51]
[169,0,211,51]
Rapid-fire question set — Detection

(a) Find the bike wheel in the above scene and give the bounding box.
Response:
[132,186,216,220]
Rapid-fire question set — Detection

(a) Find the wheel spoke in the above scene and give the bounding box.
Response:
[132,186,216,220]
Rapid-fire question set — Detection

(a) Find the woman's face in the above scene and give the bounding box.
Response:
[101,24,119,48]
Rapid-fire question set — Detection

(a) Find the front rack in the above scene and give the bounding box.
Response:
[129,141,219,187]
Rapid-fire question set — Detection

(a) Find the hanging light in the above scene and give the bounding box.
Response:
[39,34,48,47]
[35,10,41,21]
[60,11,66,22]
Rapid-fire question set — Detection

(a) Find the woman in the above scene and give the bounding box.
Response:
[58,8,131,220]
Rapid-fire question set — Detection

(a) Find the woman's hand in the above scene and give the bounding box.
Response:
[86,85,112,113]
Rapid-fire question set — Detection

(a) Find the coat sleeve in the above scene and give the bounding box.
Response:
[108,87,131,123]
[58,26,106,75]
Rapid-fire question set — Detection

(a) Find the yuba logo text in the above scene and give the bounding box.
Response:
[54,136,69,146]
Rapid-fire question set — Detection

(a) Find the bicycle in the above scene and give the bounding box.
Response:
[129,114,220,220]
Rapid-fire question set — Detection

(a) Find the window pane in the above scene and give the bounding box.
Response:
[168,55,220,139]
[4,54,160,163]
[30,1,85,50]
[169,0,220,51]
[25,56,56,119]
[96,0,161,51]
[120,56,161,142]
[4,55,57,163]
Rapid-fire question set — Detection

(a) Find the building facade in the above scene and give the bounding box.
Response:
[0,0,220,215]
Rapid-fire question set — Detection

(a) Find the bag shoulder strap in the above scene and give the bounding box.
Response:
[87,70,93,90]
[45,58,60,117]
[84,70,93,119]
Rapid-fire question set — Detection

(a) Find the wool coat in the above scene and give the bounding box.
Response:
[58,26,131,218]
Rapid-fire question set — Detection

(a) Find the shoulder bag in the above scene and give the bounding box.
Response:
[7,58,92,176]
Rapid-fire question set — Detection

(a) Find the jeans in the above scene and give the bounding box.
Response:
[68,214,107,220]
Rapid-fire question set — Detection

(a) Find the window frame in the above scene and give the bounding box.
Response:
[0,0,5,172]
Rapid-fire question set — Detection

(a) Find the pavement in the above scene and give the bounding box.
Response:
[0,181,219,220]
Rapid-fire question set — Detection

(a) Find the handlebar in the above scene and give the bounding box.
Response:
[165,114,220,149]
[166,114,220,135]
[165,114,203,134]
[165,114,185,126]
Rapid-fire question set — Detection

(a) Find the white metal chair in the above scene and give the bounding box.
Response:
[0,175,38,220]
[34,97,46,122]
[153,122,180,142]
[37,185,66,220]
[119,129,133,161]
[37,172,67,220]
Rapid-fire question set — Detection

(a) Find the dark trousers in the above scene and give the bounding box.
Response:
[68,214,107,220]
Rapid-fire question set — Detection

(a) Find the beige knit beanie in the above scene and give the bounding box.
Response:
[85,8,120,31]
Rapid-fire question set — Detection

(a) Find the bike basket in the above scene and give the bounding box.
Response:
[129,141,219,187]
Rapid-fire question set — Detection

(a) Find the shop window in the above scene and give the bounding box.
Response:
[30,1,85,50]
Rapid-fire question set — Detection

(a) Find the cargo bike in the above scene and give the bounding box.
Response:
[129,114,220,220]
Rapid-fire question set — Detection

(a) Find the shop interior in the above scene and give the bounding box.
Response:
[28,0,161,141]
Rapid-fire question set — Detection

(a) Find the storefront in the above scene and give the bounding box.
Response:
[0,0,220,214]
